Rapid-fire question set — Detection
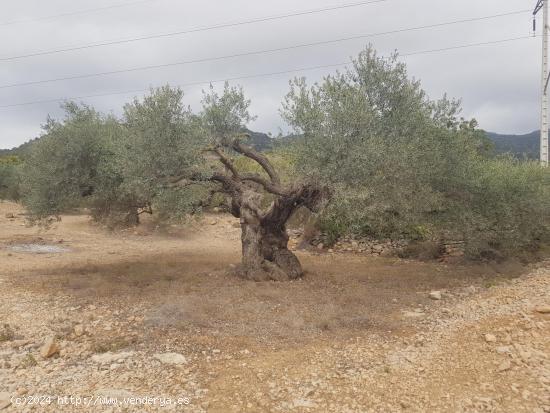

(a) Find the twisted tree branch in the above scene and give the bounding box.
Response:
[207,147,240,178]
[230,139,281,185]
[240,173,287,196]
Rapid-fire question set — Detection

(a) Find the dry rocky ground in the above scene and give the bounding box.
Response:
[0,201,549,413]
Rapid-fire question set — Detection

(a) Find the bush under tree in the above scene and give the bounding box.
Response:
[0,155,22,201]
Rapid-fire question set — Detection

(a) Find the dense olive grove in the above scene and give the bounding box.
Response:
[2,45,549,265]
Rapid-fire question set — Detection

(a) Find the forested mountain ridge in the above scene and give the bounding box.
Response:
[485,130,541,159]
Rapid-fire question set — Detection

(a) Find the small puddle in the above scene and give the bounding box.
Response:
[8,244,70,254]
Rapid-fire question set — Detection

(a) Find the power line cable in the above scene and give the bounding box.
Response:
[0,11,532,89]
[0,8,529,62]
[0,0,391,61]
[0,35,535,109]
[0,0,159,27]
[401,35,535,57]
[0,62,352,109]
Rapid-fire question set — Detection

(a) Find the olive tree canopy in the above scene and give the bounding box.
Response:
[281,46,548,257]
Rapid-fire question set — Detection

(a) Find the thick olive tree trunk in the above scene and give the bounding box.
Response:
[240,210,302,281]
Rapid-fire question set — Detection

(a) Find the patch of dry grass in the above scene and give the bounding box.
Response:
[89,336,136,354]
[20,353,37,368]
[0,324,15,342]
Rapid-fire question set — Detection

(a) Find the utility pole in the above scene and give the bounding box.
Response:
[534,0,549,166]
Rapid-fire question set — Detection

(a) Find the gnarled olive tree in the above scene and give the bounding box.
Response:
[191,83,329,280]
[203,135,327,281]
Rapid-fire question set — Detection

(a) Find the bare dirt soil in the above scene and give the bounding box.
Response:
[0,201,549,412]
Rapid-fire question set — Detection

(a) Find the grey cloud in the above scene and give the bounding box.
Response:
[0,0,541,149]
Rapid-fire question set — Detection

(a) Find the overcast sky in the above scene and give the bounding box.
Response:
[0,0,541,149]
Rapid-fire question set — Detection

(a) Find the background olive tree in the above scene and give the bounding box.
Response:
[22,88,209,227]
[21,102,122,224]
[281,46,550,258]
[110,85,208,224]
[0,155,22,201]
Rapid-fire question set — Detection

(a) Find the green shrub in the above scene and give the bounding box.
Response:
[457,157,550,258]
[0,156,22,201]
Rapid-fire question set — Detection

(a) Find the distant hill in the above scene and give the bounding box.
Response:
[485,131,541,160]
[246,130,274,151]
[0,137,39,159]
